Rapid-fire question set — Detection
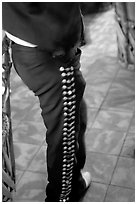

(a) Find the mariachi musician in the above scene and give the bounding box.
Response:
[2,2,91,202]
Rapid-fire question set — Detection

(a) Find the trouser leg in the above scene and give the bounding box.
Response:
[11,43,87,201]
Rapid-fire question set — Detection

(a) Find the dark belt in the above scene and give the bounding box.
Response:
[52,43,80,59]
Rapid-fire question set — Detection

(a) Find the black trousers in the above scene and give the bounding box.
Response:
[11,43,87,202]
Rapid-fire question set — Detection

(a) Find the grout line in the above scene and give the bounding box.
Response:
[25,140,46,170]
[99,60,121,110]
[103,116,135,201]
[15,141,45,187]
[103,156,119,201]
[91,180,135,190]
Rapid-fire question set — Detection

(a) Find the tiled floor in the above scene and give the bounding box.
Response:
[10,8,135,202]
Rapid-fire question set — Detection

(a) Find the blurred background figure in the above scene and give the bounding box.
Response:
[114,2,135,70]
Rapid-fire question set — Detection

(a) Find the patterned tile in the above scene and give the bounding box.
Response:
[10,66,26,87]
[92,110,132,132]
[102,91,135,112]
[23,100,42,122]
[11,101,35,131]
[111,157,135,189]
[82,182,108,202]
[121,133,135,158]
[15,169,24,184]
[13,171,47,202]
[82,57,118,83]
[84,88,105,108]
[28,145,47,174]
[81,9,117,65]
[102,67,135,111]
[13,121,45,145]
[86,128,126,155]
[128,114,135,133]
[86,108,98,132]
[84,152,118,184]
[83,58,119,109]
[13,143,40,171]
[105,185,135,202]
[10,68,38,131]
[11,97,36,131]
[20,101,47,136]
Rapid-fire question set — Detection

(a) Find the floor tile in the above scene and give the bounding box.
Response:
[105,185,135,202]
[84,152,117,184]
[28,145,47,174]
[121,133,135,158]
[10,67,25,91]
[111,157,135,189]
[84,81,112,108]
[128,114,135,133]
[13,171,47,202]
[81,9,117,62]
[84,88,105,108]
[11,99,36,131]
[82,57,118,84]
[92,110,132,132]
[82,182,108,202]
[13,143,40,171]
[102,91,135,112]
[15,169,24,184]
[10,70,38,131]
[23,100,42,122]
[86,128,126,155]
[102,67,135,112]
[20,102,47,137]
[13,121,45,145]
[11,101,35,131]
[86,108,98,132]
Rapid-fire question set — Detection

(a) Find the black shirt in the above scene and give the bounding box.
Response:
[2,2,83,52]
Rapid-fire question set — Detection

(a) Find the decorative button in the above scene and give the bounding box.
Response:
[63,142,67,146]
[64,107,68,111]
[71,66,74,71]
[63,123,67,127]
[66,68,70,71]
[63,168,66,172]
[63,102,68,106]
[64,112,67,117]
[62,79,67,83]
[60,67,64,71]
[63,91,67,95]
[71,77,74,81]
[67,79,71,84]
[62,85,67,90]
[68,102,72,106]
[61,72,66,77]
[66,180,69,185]
[63,97,67,101]
[68,90,72,95]
[67,72,71,76]
[63,146,67,150]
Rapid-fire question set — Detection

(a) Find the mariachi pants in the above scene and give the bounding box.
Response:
[11,42,87,202]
